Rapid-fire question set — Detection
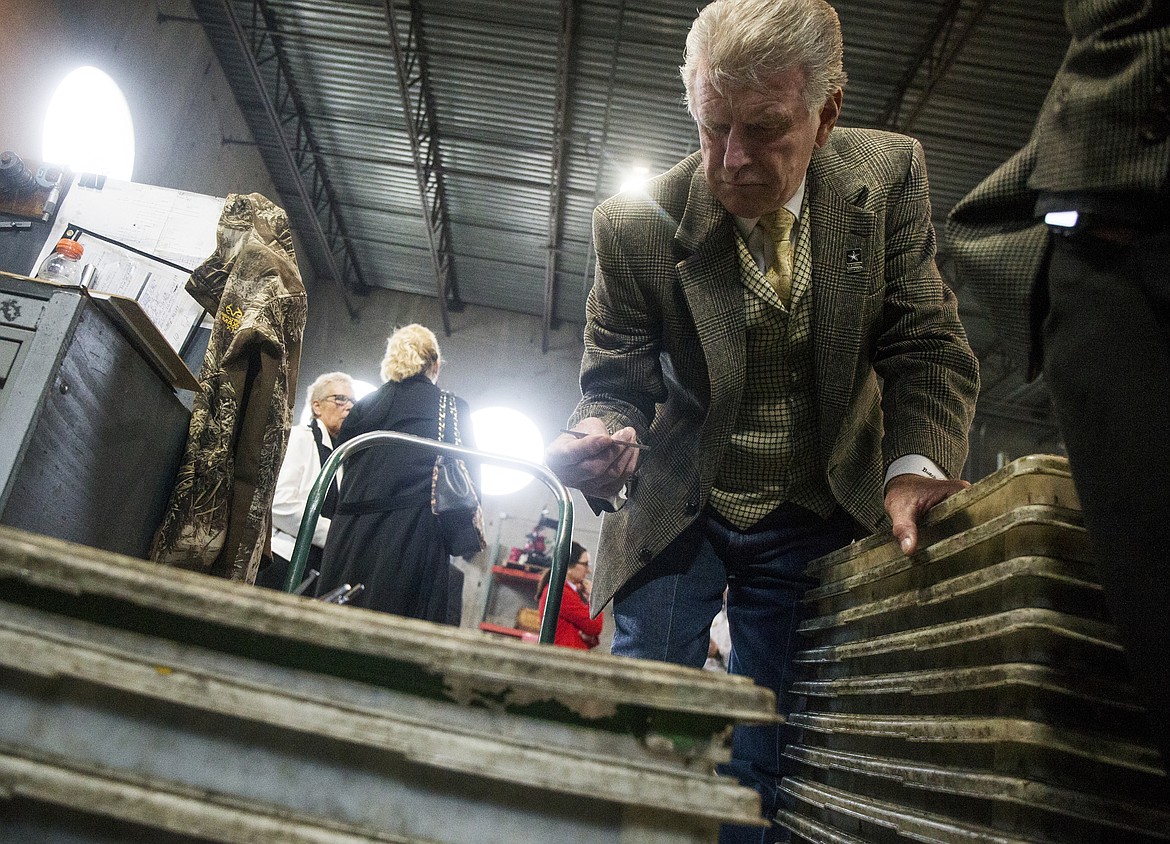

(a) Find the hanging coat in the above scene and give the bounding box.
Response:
[151,193,306,583]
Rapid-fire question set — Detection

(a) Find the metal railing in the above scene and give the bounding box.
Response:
[282,430,574,645]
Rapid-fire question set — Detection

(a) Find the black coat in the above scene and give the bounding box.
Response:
[318,373,475,624]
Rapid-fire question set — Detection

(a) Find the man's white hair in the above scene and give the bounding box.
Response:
[681,0,848,114]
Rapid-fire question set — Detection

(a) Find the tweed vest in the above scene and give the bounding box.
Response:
[707,208,837,529]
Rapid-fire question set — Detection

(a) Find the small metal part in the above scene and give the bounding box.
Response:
[292,569,320,596]
[41,183,61,221]
[334,584,364,605]
[316,584,351,603]
[35,165,62,190]
[0,151,36,196]
[559,428,650,451]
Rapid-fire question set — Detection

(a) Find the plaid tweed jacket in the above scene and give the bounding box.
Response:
[574,127,979,613]
[947,0,1170,372]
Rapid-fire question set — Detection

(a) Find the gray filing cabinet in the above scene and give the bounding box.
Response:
[0,274,190,559]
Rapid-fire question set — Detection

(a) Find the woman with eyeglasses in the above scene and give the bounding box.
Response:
[536,541,603,649]
[316,323,475,625]
[257,372,355,590]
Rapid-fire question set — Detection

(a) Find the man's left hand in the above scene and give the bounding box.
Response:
[545,418,641,498]
[884,473,970,555]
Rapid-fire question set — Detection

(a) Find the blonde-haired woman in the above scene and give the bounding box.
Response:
[318,324,476,625]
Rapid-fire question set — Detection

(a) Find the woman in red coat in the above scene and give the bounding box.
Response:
[537,541,603,650]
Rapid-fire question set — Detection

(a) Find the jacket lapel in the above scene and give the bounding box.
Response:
[669,141,879,450]
[675,163,746,415]
[807,138,878,449]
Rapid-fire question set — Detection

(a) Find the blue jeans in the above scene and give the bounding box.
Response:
[611,504,857,844]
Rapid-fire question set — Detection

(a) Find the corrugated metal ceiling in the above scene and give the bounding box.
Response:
[192,0,1071,425]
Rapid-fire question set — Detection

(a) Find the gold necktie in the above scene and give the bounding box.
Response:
[759,207,796,307]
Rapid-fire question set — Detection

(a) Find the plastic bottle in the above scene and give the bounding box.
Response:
[35,238,85,285]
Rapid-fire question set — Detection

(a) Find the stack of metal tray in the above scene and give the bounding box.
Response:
[777,455,1170,843]
[0,525,774,844]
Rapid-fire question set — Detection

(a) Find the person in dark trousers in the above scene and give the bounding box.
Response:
[948,0,1170,779]
[546,1,979,838]
[318,324,474,625]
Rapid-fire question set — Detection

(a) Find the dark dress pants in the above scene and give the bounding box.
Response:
[1044,229,1170,783]
[611,503,856,843]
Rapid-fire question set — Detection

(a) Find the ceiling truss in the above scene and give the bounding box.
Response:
[877,0,992,132]
[542,0,579,353]
[218,0,365,316]
[382,0,462,336]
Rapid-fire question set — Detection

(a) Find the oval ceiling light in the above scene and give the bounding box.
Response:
[471,406,545,497]
[351,379,377,401]
[42,66,136,181]
[619,163,651,195]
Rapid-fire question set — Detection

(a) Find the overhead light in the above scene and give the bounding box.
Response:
[351,379,377,400]
[619,164,651,195]
[42,66,135,181]
[471,406,545,497]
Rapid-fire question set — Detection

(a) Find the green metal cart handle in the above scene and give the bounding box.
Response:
[281,430,575,645]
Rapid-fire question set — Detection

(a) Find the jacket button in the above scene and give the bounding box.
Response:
[685,500,699,515]
[638,547,653,564]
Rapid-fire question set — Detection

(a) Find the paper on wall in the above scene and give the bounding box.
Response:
[29,173,225,355]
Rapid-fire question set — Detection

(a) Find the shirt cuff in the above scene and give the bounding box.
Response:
[597,484,629,513]
[884,454,947,488]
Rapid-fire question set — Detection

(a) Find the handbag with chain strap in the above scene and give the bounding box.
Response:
[430,391,487,558]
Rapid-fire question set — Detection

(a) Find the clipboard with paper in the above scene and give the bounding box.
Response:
[26,174,225,391]
[30,173,224,353]
[60,224,205,357]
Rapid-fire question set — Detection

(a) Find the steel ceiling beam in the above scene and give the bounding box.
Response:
[579,0,628,300]
[381,0,462,337]
[541,0,579,353]
[876,0,991,132]
[216,0,365,316]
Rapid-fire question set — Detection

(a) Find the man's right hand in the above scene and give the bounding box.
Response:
[546,417,642,499]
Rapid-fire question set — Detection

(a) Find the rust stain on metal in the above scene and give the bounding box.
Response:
[441,675,618,720]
